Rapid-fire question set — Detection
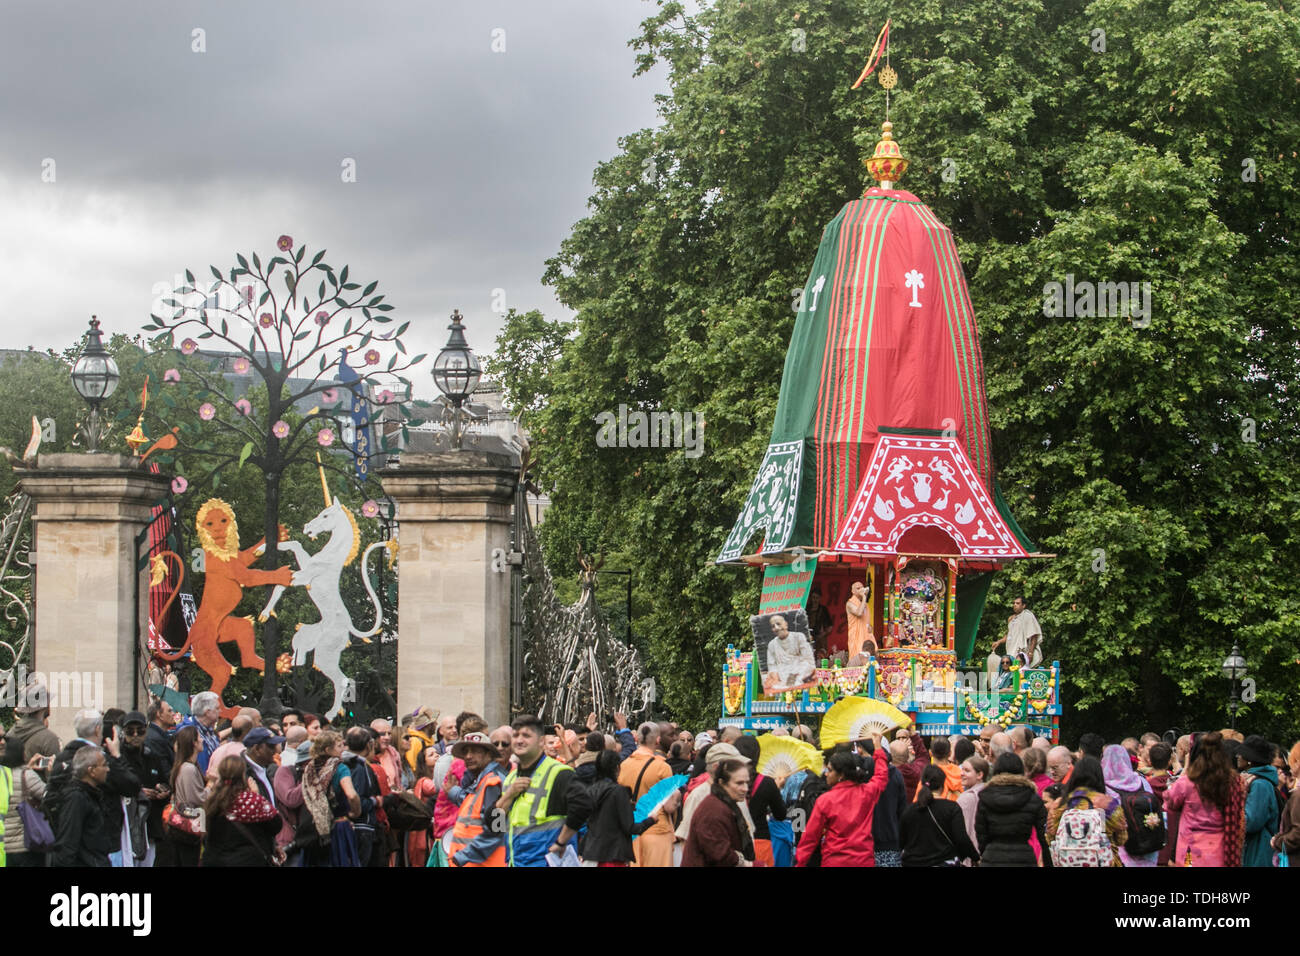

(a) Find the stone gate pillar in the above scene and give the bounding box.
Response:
[380,451,516,727]
[17,453,170,744]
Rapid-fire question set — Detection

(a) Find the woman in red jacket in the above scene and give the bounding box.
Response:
[796,740,890,867]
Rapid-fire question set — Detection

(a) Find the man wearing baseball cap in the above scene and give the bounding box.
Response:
[446,731,508,866]
[242,726,285,808]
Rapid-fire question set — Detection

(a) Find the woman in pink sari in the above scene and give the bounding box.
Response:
[1162,732,1246,867]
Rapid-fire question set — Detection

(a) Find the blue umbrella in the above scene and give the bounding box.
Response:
[634,774,689,826]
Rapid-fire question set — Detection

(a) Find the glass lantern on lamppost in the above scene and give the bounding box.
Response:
[1221,643,1248,730]
[70,316,121,453]
[431,309,482,449]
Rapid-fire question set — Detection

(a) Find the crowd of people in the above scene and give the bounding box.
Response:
[2,677,1297,868]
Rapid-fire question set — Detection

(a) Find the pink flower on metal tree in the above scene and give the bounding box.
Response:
[361,500,380,518]
[232,357,250,373]
[376,389,395,404]
[364,349,380,365]
[259,312,274,328]
[171,477,188,494]
[272,420,290,439]
[315,311,330,326]
[180,339,198,355]
[235,398,252,416]
[199,403,216,421]
[163,368,181,383]
[277,235,293,252]
[321,388,338,404]
[317,428,335,447]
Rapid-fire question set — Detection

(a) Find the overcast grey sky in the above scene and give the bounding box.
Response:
[0,1,668,397]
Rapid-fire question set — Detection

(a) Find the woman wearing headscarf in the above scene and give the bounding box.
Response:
[1162,732,1246,867]
[1100,744,1160,866]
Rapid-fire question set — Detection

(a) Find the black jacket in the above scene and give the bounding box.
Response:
[975,773,1051,867]
[900,797,979,866]
[202,812,280,867]
[122,740,171,840]
[568,777,655,863]
[51,781,115,867]
[47,740,141,834]
[872,764,906,852]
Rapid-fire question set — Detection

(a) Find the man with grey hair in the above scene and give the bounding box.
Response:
[44,710,140,841]
[1047,745,1074,785]
[1009,726,1033,754]
[52,746,114,867]
[178,691,222,774]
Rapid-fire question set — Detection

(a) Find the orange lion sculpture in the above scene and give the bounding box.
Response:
[153,498,292,717]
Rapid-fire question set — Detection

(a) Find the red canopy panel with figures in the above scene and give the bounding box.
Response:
[833,433,1030,560]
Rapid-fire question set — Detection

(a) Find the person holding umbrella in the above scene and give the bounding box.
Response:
[549,750,679,866]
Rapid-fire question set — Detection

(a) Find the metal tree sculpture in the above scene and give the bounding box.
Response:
[145,235,425,714]
[518,506,649,724]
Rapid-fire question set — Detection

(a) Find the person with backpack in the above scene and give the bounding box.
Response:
[1046,755,1125,867]
[1239,735,1281,867]
[976,752,1054,867]
[1102,744,1164,866]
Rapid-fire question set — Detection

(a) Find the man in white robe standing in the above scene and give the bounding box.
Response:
[993,596,1042,667]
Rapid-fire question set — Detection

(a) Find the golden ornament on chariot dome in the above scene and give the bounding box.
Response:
[878,65,898,90]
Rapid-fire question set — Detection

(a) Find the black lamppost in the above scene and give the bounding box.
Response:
[430,309,482,449]
[1221,644,1248,730]
[70,316,120,452]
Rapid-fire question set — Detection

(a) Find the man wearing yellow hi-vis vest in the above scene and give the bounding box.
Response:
[495,714,577,867]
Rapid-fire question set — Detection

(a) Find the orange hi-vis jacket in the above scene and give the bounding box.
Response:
[448,767,507,867]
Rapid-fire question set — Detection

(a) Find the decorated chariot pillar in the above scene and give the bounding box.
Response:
[380,451,516,726]
[16,453,170,743]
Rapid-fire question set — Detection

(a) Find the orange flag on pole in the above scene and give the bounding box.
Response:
[851,20,890,89]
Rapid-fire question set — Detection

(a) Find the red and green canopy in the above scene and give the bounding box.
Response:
[720,187,997,563]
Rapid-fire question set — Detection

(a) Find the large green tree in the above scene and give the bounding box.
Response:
[499,0,1300,738]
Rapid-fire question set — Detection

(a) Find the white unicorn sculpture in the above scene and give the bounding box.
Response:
[260,469,393,719]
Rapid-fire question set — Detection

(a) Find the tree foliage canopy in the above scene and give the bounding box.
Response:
[498,0,1300,739]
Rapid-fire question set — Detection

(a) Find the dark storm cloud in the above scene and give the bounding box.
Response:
[0,0,666,389]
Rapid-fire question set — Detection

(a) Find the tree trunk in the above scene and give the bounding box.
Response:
[258,462,283,716]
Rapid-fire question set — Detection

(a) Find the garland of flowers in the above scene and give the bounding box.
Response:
[960,686,1025,729]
